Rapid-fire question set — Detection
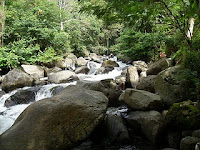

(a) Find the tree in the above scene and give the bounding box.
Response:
[0,0,5,47]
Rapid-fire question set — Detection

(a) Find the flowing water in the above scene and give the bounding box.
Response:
[0,57,128,135]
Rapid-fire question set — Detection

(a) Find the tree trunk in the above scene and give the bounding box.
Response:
[187,18,195,40]
[0,0,5,47]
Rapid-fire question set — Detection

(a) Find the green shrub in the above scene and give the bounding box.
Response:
[111,28,162,62]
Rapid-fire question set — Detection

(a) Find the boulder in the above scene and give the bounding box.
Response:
[76,57,88,66]
[54,59,66,69]
[140,71,147,78]
[4,87,40,107]
[44,67,62,77]
[136,75,157,93]
[2,69,34,92]
[65,53,77,63]
[75,66,90,74]
[126,110,165,144]
[21,65,44,78]
[105,111,130,143]
[89,53,102,63]
[77,79,122,107]
[119,89,164,111]
[192,130,200,138]
[154,66,189,106]
[133,60,148,72]
[101,60,119,68]
[48,70,79,84]
[180,136,200,150]
[147,58,171,75]
[64,57,75,70]
[165,101,200,130]
[0,85,108,150]
[95,67,114,75]
[126,66,139,88]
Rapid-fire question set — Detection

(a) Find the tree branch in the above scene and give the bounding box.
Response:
[160,0,191,48]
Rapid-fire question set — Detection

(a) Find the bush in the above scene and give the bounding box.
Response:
[111,28,162,62]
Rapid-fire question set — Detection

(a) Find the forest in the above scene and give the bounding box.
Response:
[0,0,200,99]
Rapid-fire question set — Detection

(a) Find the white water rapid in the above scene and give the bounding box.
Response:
[0,57,128,135]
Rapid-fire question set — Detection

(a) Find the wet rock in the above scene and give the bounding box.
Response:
[101,60,119,68]
[126,110,165,144]
[147,58,171,75]
[126,66,139,88]
[105,112,130,144]
[154,66,189,107]
[0,85,108,150]
[21,65,44,78]
[2,69,34,92]
[4,87,40,107]
[119,89,164,111]
[136,75,157,93]
[75,66,90,74]
[76,57,88,67]
[48,70,79,84]
[180,136,200,150]
[95,67,114,75]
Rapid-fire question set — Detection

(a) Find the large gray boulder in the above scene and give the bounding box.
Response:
[147,58,171,75]
[126,110,165,144]
[154,66,189,107]
[2,69,34,92]
[21,65,45,78]
[48,70,79,84]
[136,75,157,93]
[119,89,164,111]
[126,66,139,88]
[0,85,108,150]
[4,87,40,107]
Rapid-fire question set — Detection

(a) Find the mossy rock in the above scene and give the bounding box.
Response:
[102,60,119,68]
[165,101,200,130]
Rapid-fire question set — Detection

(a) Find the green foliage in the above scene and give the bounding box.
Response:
[111,28,163,62]
[36,47,62,64]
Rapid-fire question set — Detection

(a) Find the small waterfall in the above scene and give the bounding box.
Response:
[0,82,76,135]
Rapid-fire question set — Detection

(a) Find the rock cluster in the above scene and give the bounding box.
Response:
[0,55,198,150]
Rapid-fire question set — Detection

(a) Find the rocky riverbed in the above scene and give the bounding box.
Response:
[0,53,200,150]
